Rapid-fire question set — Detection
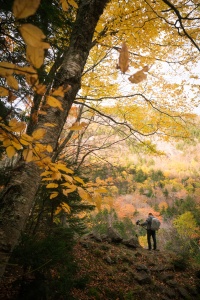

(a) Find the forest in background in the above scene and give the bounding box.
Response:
[78,114,200,256]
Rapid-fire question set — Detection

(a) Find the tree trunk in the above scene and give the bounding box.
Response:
[0,0,109,279]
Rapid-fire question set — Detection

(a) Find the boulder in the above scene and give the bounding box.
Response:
[122,236,141,248]
[107,227,123,243]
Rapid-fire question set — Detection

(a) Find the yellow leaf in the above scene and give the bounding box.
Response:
[6,145,16,158]
[61,182,73,188]
[34,143,46,153]
[62,206,70,213]
[57,164,74,174]
[32,128,46,140]
[93,192,102,210]
[77,187,92,201]
[20,139,29,146]
[38,110,47,116]
[26,45,44,68]
[15,65,37,76]
[39,156,51,165]
[38,110,47,115]
[20,133,33,145]
[46,183,58,188]
[19,24,50,49]
[9,118,19,127]
[0,87,9,97]
[62,186,76,195]
[35,84,46,95]
[6,75,18,90]
[61,202,71,213]
[95,187,108,193]
[12,0,40,19]
[15,65,38,86]
[52,85,71,97]
[62,174,73,183]
[69,122,87,131]
[12,140,22,150]
[9,119,26,132]
[44,123,57,127]
[68,0,78,9]
[54,205,62,213]
[52,171,62,180]
[128,69,147,84]
[47,144,53,152]
[3,139,11,147]
[73,176,85,185]
[46,95,63,111]
[41,170,53,177]
[49,166,58,173]
[0,62,16,77]
[118,42,129,74]
[60,0,69,11]
[50,192,58,200]
[23,148,33,162]
[8,91,17,102]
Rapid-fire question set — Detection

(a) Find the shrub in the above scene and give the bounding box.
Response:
[12,227,77,299]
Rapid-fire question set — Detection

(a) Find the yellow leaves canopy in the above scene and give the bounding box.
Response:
[13,0,41,19]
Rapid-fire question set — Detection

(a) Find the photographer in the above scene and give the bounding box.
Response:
[136,213,157,251]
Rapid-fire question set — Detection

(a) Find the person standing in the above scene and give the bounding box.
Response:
[140,212,157,251]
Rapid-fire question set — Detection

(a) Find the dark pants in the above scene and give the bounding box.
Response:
[147,229,156,250]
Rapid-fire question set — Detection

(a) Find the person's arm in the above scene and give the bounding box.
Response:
[141,216,151,227]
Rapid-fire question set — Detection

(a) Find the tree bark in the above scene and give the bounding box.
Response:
[0,0,109,279]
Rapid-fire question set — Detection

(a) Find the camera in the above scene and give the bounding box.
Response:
[136,220,140,225]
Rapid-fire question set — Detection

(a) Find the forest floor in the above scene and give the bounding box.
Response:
[70,236,200,300]
[1,236,200,300]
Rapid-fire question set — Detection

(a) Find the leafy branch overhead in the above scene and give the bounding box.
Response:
[0,0,108,208]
